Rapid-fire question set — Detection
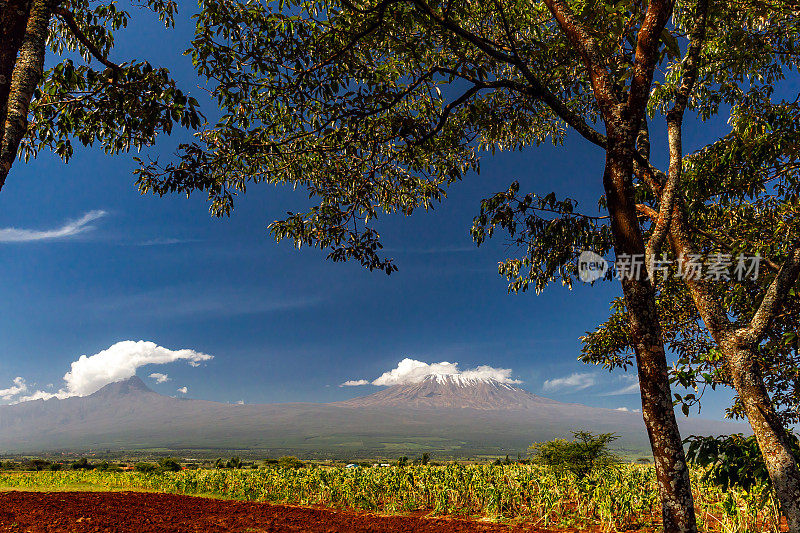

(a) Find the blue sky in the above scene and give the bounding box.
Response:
[0,5,739,418]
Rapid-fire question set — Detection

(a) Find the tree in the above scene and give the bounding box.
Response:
[277,455,305,469]
[70,457,92,470]
[581,75,800,526]
[134,1,799,530]
[158,457,182,472]
[529,430,620,479]
[0,0,201,191]
[134,461,157,473]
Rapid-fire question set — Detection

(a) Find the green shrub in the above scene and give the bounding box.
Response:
[277,456,304,469]
[529,430,620,479]
[70,458,93,470]
[685,432,800,491]
[134,462,157,473]
[158,457,182,473]
[26,459,51,471]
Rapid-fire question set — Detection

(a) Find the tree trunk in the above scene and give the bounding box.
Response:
[668,207,800,532]
[0,0,54,191]
[0,0,34,161]
[724,340,800,532]
[604,128,697,533]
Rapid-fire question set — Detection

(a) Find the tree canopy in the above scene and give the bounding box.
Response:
[0,0,202,191]
[134,0,800,530]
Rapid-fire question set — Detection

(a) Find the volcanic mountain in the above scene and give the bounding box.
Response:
[334,375,560,409]
[0,376,749,457]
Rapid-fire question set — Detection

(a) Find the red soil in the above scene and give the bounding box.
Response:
[0,491,606,533]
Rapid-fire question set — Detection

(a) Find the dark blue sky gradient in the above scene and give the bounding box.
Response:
[0,6,740,417]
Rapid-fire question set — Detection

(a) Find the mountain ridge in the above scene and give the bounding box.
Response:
[0,376,751,457]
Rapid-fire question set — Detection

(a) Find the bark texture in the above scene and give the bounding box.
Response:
[0,0,55,191]
[605,124,698,533]
[0,0,34,166]
[652,192,800,532]
[540,1,697,531]
[726,341,800,532]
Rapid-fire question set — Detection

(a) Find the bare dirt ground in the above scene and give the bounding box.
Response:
[0,491,614,533]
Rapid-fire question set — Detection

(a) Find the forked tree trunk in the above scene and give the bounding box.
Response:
[604,129,697,533]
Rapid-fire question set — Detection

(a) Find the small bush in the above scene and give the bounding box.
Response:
[277,456,304,469]
[70,458,93,470]
[158,457,182,472]
[529,430,620,479]
[134,462,157,473]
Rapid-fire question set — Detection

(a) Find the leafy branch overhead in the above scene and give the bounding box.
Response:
[0,0,202,190]
[136,0,615,273]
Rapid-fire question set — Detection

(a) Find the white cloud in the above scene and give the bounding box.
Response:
[347,357,521,387]
[8,341,212,403]
[149,372,171,384]
[177,386,188,394]
[60,341,211,396]
[18,390,60,402]
[340,379,370,387]
[0,377,27,400]
[604,375,641,396]
[615,407,642,413]
[542,372,597,392]
[0,210,107,243]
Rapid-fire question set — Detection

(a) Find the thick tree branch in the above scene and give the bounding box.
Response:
[645,0,709,277]
[54,7,122,74]
[0,1,33,160]
[627,0,675,119]
[739,246,800,345]
[668,0,708,119]
[646,121,681,280]
[540,0,618,112]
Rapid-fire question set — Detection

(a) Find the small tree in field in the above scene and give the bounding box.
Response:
[134,462,157,474]
[158,457,182,473]
[277,456,305,469]
[529,431,620,479]
[70,457,92,470]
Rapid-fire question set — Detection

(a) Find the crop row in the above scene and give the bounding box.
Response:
[0,464,781,532]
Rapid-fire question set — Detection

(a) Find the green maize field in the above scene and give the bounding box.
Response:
[0,464,783,532]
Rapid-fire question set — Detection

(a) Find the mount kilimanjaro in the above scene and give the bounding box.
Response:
[0,376,747,458]
[335,374,561,409]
